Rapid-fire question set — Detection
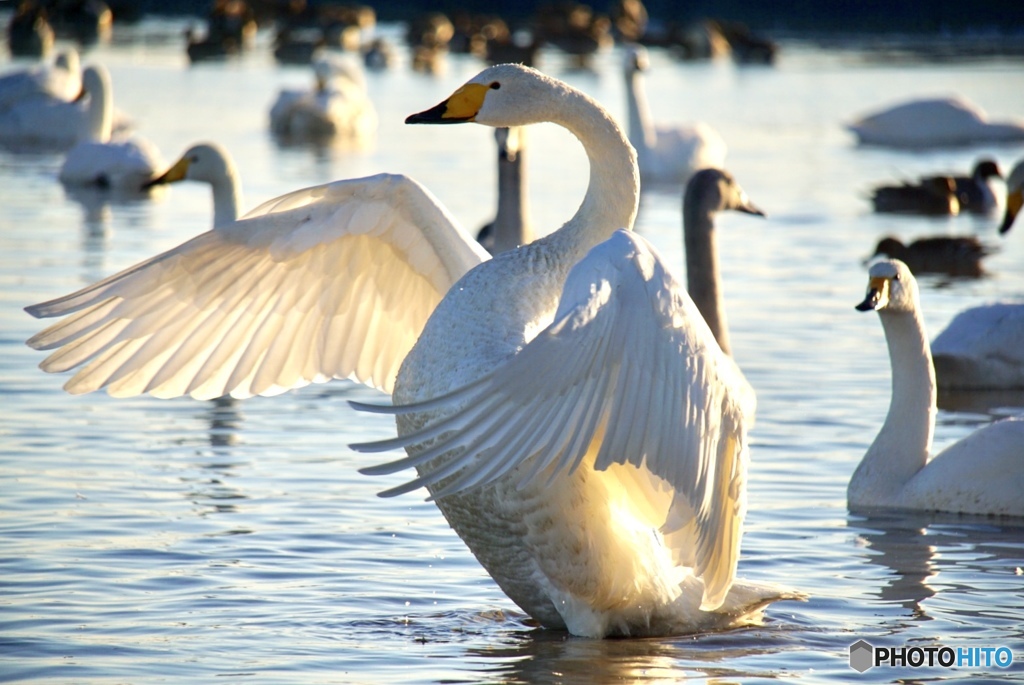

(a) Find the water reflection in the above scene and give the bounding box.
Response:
[205,395,243,449]
[178,397,249,517]
[849,512,1024,626]
[849,513,938,619]
[472,627,783,684]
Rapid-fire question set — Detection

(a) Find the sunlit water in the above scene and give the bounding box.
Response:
[2,20,1024,684]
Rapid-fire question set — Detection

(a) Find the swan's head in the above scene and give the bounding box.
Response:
[686,168,765,218]
[405,63,570,129]
[856,259,919,315]
[1000,159,1024,234]
[623,44,649,73]
[144,142,235,188]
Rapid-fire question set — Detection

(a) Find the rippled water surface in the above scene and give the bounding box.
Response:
[2,20,1024,684]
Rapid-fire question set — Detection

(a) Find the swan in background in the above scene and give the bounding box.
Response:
[0,61,119,151]
[870,236,990,278]
[26,63,797,638]
[852,259,1024,516]
[58,66,164,193]
[269,56,377,141]
[847,96,1024,149]
[623,44,726,186]
[476,126,533,255]
[1000,158,1024,233]
[683,168,765,356]
[0,49,80,112]
[143,142,243,228]
[930,303,1024,390]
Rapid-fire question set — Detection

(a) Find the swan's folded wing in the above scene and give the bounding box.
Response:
[26,173,489,398]
[351,229,754,610]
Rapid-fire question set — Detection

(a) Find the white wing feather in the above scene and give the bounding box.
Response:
[352,229,754,609]
[26,173,489,398]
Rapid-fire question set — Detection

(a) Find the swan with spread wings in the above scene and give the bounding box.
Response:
[26,63,795,638]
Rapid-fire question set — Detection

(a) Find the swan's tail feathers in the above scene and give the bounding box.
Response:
[714,581,807,627]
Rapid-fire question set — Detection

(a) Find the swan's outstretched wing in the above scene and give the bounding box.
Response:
[26,173,489,398]
[352,229,754,609]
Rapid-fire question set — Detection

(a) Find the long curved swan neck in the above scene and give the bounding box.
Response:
[854,309,936,503]
[491,126,533,254]
[547,86,639,258]
[211,164,243,229]
[624,67,654,154]
[84,70,113,143]
[683,199,729,355]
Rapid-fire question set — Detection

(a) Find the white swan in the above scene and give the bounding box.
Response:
[1000,158,1024,234]
[25,64,795,637]
[58,66,164,193]
[852,258,1024,515]
[930,303,1024,390]
[0,49,81,112]
[683,168,764,356]
[623,45,727,186]
[269,56,377,141]
[847,96,1024,149]
[143,142,243,229]
[0,61,127,151]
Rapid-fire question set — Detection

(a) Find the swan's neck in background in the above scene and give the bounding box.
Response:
[684,203,730,356]
[491,126,532,254]
[86,85,113,143]
[851,310,935,506]
[211,173,243,229]
[624,70,655,154]
[548,88,639,260]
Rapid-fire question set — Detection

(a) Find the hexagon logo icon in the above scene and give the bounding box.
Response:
[849,640,874,672]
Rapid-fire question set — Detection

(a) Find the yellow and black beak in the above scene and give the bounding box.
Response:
[406,82,492,125]
[142,155,190,190]
[999,188,1022,234]
[855,276,890,312]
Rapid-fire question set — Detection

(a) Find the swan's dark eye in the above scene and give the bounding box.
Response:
[489,82,501,90]
[893,273,901,281]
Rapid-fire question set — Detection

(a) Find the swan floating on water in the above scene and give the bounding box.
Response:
[143,142,243,228]
[623,45,727,187]
[847,96,1024,149]
[852,259,1024,515]
[25,63,798,638]
[683,168,765,356]
[58,65,164,193]
[930,303,1024,390]
[0,49,80,112]
[0,60,129,151]
[269,56,377,141]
